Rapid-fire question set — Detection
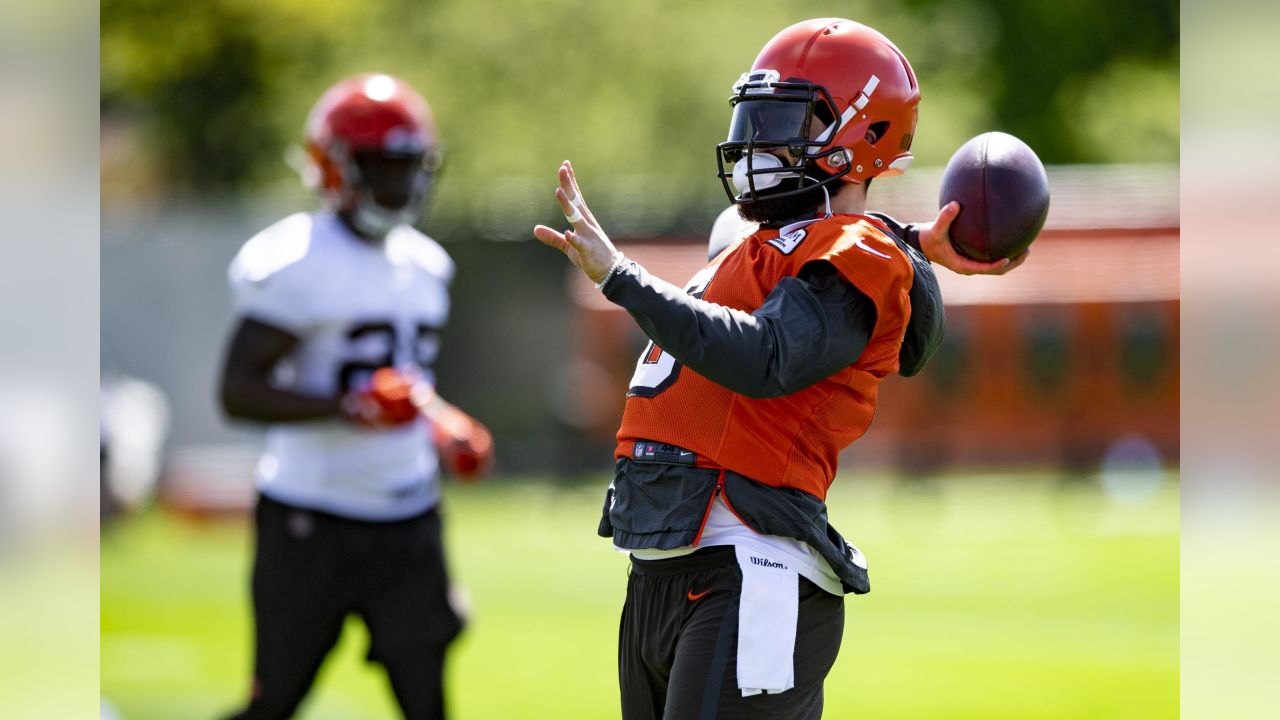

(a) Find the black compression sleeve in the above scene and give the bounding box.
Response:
[601,259,877,399]
[865,212,923,255]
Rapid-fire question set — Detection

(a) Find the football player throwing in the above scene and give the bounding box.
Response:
[536,18,1021,720]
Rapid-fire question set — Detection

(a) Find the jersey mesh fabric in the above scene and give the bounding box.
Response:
[228,211,455,520]
[616,215,914,500]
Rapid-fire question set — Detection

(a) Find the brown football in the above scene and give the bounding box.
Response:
[939,131,1050,262]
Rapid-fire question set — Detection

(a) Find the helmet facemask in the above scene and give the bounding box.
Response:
[340,147,441,238]
[716,71,852,205]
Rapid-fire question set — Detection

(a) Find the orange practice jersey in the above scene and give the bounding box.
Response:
[616,214,915,500]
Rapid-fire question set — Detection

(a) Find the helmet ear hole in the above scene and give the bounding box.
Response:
[866,121,890,145]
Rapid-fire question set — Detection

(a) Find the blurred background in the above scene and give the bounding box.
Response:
[97,1,1180,718]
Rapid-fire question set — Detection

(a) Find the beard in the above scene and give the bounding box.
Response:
[735,175,831,225]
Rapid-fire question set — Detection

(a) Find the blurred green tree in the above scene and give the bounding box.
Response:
[101,0,1178,218]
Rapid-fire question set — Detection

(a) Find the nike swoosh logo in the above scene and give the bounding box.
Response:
[853,235,891,259]
[687,587,713,602]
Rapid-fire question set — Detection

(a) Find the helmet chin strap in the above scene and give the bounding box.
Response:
[819,184,832,218]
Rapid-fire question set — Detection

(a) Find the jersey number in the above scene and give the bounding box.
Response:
[626,265,718,398]
[338,322,441,393]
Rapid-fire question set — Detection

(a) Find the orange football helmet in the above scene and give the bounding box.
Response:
[303,73,442,236]
[717,18,921,202]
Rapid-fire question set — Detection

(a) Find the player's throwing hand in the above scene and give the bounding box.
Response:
[533,161,622,284]
[916,201,1029,276]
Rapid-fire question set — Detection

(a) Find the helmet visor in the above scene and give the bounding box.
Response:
[354,150,433,211]
[725,100,811,146]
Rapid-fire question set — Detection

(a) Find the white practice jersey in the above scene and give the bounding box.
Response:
[228,211,455,521]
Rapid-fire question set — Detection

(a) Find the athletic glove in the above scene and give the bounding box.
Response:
[432,404,495,481]
[340,367,422,428]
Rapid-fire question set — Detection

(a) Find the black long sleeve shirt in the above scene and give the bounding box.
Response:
[603,259,877,399]
[602,215,942,396]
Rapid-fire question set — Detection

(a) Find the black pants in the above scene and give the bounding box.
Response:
[224,495,463,720]
[619,546,844,720]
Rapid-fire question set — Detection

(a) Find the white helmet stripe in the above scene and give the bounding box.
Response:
[852,74,880,111]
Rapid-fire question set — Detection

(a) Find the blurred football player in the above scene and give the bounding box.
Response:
[535,18,1024,719]
[218,73,493,720]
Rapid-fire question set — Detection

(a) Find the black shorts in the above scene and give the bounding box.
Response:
[225,494,463,720]
[619,546,844,720]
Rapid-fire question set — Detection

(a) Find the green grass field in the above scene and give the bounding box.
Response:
[101,472,1178,719]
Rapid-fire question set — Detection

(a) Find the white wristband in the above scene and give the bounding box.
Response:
[595,251,626,290]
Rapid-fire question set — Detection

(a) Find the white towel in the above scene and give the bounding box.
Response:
[734,545,799,696]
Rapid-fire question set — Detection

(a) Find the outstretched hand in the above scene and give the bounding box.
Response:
[916,201,1029,276]
[532,161,620,284]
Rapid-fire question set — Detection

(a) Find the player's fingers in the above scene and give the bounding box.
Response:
[563,228,589,253]
[561,161,598,226]
[1001,249,1030,274]
[947,253,1009,276]
[533,224,571,253]
[935,201,961,231]
[532,224,567,250]
[555,187,586,227]
[558,164,579,209]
